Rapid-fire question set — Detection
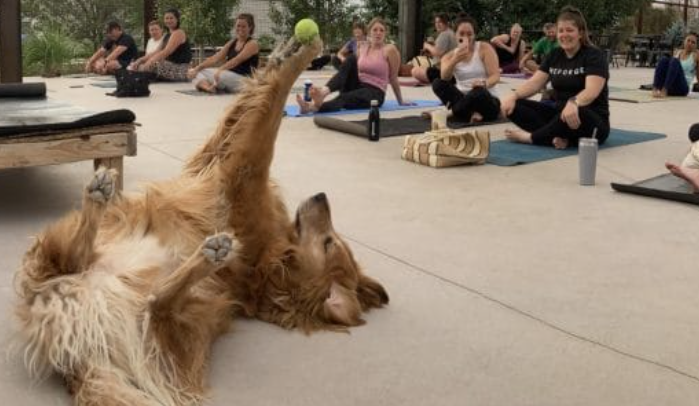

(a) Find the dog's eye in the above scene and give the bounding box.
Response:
[323,237,333,252]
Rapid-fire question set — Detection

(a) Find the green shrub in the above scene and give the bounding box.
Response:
[23,27,86,77]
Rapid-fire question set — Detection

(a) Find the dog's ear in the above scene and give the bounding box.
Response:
[356,274,389,310]
[323,282,364,326]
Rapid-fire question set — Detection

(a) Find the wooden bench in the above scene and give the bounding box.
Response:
[0,123,137,190]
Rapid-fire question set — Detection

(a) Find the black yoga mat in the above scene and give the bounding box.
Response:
[611,173,699,206]
[0,82,47,98]
[0,98,135,137]
[313,115,508,138]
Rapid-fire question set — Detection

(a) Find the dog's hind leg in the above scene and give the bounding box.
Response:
[29,167,119,279]
[149,232,238,315]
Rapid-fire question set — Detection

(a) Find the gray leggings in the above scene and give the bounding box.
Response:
[193,68,245,93]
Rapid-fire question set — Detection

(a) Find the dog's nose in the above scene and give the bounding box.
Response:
[312,192,327,203]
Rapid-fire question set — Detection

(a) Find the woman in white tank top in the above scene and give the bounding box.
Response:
[431,15,502,123]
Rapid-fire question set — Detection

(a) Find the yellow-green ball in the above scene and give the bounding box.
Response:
[295,19,319,44]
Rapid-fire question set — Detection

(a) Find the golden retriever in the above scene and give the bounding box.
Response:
[13,38,388,405]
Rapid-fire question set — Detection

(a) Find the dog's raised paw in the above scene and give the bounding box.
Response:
[201,233,235,265]
[87,167,117,203]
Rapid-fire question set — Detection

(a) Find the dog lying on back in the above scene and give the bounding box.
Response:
[14,38,388,405]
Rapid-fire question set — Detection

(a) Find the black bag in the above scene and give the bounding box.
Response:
[109,69,151,97]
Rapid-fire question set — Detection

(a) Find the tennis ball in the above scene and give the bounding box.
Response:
[295,19,319,44]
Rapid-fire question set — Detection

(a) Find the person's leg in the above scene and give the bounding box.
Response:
[318,85,384,113]
[501,60,521,74]
[193,68,216,92]
[455,87,501,122]
[306,53,361,111]
[331,55,343,70]
[505,99,558,141]
[325,53,359,93]
[532,107,610,148]
[216,70,245,93]
[310,55,331,70]
[652,56,670,96]
[666,162,699,192]
[154,61,189,82]
[663,58,689,96]
[431,78,464,112]
[93,58,107,75]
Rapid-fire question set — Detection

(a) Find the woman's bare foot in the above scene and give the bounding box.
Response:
[504,128,532,144]
[296,94,318,114]
[652,88,667,98]
[665,162,699,193]
[552,137,569,149]
[309,86,330,109]
[197,81,217,94]
[470,112,483,123]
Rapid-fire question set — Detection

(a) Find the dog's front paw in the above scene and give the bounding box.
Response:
[202,233,236,265]
[87,167,118,203]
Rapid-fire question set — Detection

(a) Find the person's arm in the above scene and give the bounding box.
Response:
[149,30,186,63]
[516,40,526,62]
[336,40,351,61]
[386,45,411,105]
[85,47,106,72]
[500,70,549,116]
[520,50,534,68]
[490,34,509,49]
[104,45,127,63]
[479,42,501,88]
[695,51,699,82]
[217,40,259,71]
[194,41,230,71]
[439,48,459,80]
[560,75,606,129]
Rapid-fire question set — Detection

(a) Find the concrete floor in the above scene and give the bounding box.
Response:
[1,66,698,405]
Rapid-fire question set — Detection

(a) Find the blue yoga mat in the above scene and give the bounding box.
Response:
[284,99,442,118]
[487,129,666,166]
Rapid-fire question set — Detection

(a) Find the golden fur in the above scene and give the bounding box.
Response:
[13,38,388,405]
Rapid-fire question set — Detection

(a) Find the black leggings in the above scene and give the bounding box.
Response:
[508,99,610,146]
[432,79,501,122]
[319,54,385,112]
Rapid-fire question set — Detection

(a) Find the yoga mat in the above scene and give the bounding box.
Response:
[501,72,531,79]
[399,78,428,87]
[175,89,230,96]
[0,82,46,98]
[487,129,666,166]
[90,81,117,88]
[284,99,442,118]
[608,89,699,103]
[612,173,699,206]
[314,115,509,138]
[0,98,134,137]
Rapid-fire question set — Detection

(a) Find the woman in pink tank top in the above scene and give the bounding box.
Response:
[297,17,413,113]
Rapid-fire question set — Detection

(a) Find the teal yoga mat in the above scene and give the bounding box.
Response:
[284,99,441,117]
[487,129,666,166]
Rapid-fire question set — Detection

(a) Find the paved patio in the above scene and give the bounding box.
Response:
[1,66,698,405]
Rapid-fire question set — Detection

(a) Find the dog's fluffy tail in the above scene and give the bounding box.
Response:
[184,37,322,177]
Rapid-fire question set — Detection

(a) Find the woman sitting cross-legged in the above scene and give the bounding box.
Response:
[431,14,501,124]
[652,32,699,98]
[131,8,192,81]
[500,6,610,150]
[187,13,259,94]
[296,17,412,113]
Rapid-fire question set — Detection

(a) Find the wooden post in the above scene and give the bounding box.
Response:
[398,0,419,62]
[144,0,158,49]
[0,0,23,83]
[636,6,644,35]
[684,0,689,26]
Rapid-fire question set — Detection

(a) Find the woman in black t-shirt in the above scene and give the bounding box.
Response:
[133,8,192,81]
[500,6,610,149]
[187,14,260,93]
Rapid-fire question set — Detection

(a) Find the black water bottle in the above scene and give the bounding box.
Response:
[368,100,380,141]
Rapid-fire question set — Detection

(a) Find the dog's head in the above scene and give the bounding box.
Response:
[281,192,388,331]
